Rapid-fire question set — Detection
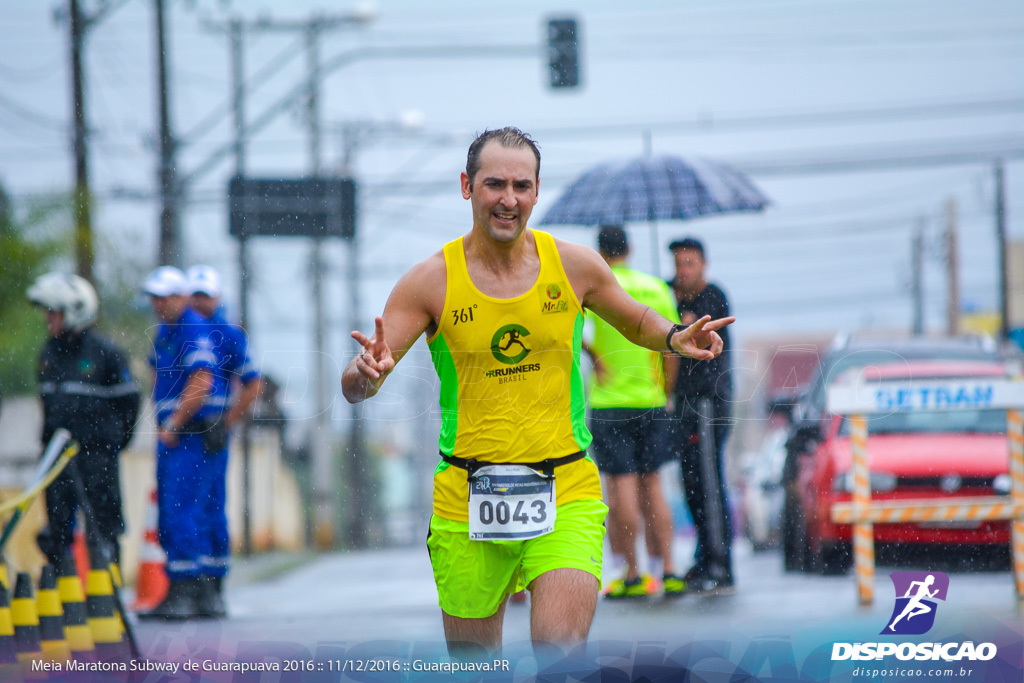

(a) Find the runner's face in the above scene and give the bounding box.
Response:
[461,142,539,244]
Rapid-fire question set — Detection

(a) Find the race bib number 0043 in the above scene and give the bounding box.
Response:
[468,465,556,541]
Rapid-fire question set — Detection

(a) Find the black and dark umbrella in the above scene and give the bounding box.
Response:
[539,154,769,270]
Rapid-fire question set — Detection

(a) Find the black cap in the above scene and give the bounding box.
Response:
[668,237,705,257]
[597,225,629,257]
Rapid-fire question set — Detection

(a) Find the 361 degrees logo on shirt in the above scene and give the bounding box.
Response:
[882,571,949,635]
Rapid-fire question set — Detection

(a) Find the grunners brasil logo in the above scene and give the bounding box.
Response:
[490,324,531,365]
[486,324,540,384]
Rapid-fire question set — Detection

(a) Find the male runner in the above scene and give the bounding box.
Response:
[342,127,733,656]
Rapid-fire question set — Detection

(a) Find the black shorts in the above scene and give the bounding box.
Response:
[588,407,674,475]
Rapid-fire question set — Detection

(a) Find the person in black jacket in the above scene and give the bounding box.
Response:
[667,237,735,595]
[27,273,140,565]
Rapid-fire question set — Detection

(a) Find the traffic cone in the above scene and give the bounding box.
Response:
[12,573,42,663]
[132,489,168,611]
[36,567,70,663]
[72,530,89,586]
[85,547,123,662]
[57,554,94,662]
[0,582,17,665]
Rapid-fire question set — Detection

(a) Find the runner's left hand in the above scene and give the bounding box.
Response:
[670,315,735,360]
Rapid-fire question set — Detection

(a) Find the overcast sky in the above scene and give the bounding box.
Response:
[2,0,1022,426]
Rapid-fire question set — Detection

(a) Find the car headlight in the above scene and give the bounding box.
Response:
[833,471,898,493]
[993,474,1011,495]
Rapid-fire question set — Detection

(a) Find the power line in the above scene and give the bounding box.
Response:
[0,92,67,132]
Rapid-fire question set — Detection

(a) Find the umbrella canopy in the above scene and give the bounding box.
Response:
[539,154,769,226]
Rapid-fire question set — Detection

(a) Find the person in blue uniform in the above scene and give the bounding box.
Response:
[139,266,225,620]
[183,265,262,617]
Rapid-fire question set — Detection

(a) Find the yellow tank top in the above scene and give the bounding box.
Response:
[427,229,601,521]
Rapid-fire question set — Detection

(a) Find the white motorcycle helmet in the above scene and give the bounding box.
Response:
[26,272,99,333]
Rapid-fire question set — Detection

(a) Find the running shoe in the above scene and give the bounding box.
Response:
[661,574,687,598]
[604,575,653,599]
[686,575,737,596]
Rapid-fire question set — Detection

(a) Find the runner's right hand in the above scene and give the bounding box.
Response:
[351,316,395,380]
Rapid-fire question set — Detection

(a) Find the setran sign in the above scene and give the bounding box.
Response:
[827,378,1024,415]
[228,177,356,239]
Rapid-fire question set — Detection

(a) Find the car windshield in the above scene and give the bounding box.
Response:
[839,409,1006,436]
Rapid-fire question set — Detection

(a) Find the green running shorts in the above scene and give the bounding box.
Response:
[426,497,608,619]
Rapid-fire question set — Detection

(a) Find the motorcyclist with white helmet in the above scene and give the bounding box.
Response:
[27,272,140,566]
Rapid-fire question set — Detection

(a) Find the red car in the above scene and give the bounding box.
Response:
[793,360,1014,574]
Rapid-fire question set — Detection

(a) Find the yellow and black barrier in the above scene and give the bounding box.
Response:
[56,554,93,661]
[37,566,70,663]
[85,546,126,663]
[12,573,42,663]
[0,581,17,665]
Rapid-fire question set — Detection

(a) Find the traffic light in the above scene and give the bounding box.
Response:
[547,18,579,89]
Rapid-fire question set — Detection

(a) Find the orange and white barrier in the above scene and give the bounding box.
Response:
[1009,409,1024,598]
[848,414,874,605]
[827,376,1024,605]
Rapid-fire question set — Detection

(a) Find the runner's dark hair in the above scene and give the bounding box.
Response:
[466,127,541,189]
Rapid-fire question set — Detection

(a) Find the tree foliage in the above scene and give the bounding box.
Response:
[0,185,67,395]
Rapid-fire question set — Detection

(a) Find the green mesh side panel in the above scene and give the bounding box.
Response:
[571,311,593,450]
[428,333,459,464]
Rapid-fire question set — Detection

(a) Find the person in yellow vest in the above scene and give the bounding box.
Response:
[341,127,733,658]
[583,225,685,600]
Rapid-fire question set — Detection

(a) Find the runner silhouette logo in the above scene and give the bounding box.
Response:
[490,324,531,365]
[882,571,949,635]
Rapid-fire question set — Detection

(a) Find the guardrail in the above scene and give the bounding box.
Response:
[826,377,1024,605]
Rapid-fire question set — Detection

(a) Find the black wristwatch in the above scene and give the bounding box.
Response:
[665,323,686,353]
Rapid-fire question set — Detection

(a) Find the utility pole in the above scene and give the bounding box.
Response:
[200,16,259,554]
[946,198,960,337]
[229,18,258,555]
[339,125,368,549]
[69,0,93,282]
[911,218,925,336]
[202,12,372,551]
[155,0,180,266]
[995,159,1009,340]
[304,18,337,551]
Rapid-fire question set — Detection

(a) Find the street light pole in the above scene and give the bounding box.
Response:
[340,125,368,548]
[155,0,180,266]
